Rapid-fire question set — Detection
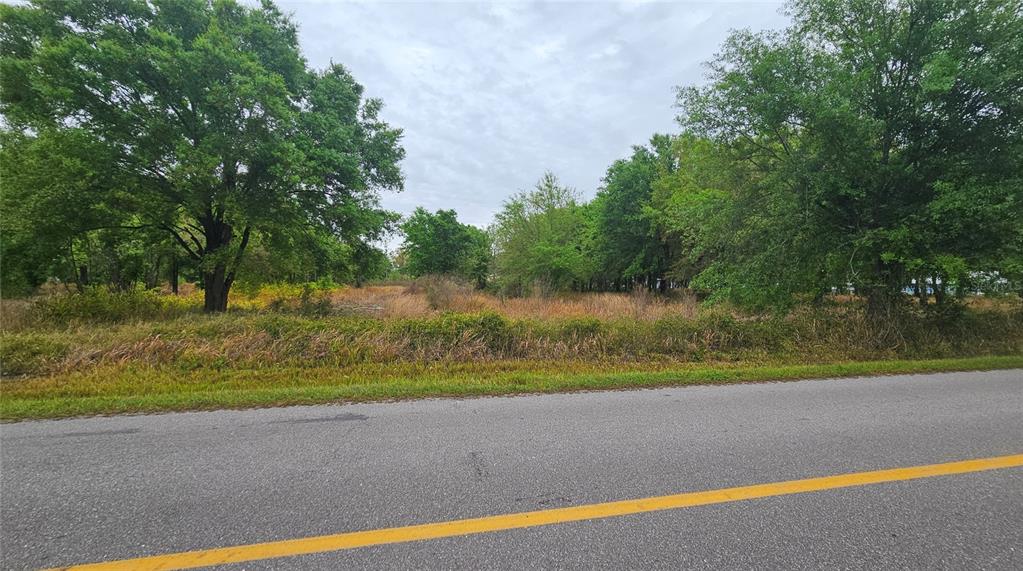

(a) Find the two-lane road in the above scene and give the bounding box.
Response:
[2,370,1022,569]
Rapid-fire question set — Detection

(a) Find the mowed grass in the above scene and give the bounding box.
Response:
[2,355,1022,421]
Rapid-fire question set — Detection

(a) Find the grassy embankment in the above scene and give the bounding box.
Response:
[2,282,1021,421]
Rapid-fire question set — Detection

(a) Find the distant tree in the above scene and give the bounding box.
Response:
[491,172,590,295]
[677,0,1023,316]
[0,0,404,310]
[461,225,493,290]
[231,219,396,288]
[651,135,743,292]
[0,129,117,293]
[399,208,488,286]
[592,134,678,291]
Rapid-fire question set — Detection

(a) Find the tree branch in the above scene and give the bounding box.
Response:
[162,225,202,261]
[226,226,252,284]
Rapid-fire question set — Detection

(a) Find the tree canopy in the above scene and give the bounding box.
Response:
[3,0,1020,314]
[674,0,1023,313]
[591,134,678,291]
[1,0,403,308]
[477,0,1022,308]
[491,172,591,296]
[399,208,490,288]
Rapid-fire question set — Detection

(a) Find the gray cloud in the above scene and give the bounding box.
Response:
[278,1,788,227]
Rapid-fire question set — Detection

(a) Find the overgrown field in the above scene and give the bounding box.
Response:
[2,282,1022,420]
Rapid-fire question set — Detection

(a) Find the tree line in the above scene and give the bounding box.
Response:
[400,0,1023,317]
[3,0,1021,315]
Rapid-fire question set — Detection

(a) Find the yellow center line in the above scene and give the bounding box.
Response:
[51,453,1023,571]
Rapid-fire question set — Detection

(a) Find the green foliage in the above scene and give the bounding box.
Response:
[556,317,603,339]
[4,355,1021,420]
[399,208,490,286]
[394,312,512,353]
[650,135,748,293]
[672,0,1023,313]
[463,3,1021,306]
[0,0,404,310]
[491,172,591,295]
[461,225,493,290]
[592,134,677,289]
[232,226,394,289]
[5,0,1021,318]
[31,286,187,324]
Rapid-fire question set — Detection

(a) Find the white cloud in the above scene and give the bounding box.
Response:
[532,37,567,61]
[276,0,788,227]
[589,43,622,60]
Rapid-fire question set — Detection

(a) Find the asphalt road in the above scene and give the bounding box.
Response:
[2,369,1022,570]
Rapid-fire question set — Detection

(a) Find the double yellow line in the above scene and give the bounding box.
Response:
[54,453,1023,570]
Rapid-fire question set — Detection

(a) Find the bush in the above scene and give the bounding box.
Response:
[406,275,471,310]
[392,311,511,355]
[32,286,187,324]
[558,317,603,338]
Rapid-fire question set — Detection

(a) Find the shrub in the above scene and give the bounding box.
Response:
[298,284,333,316]
[32,286,188,324]
[2,287,1020,377]
[392,311,511,355]
[407,275,471,310]
[558,317,603,338]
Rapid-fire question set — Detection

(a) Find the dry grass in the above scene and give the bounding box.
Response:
[2,282,1021,420]
[3,299,1020,380]
[0,299,34,331]
[2,281,1020,382]
[0,282,700,334]
[324,282,699,321]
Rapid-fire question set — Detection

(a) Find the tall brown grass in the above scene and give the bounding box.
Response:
[1,282,700,332]
[3,281,1020,379]
[326,280,699,321]
[2,300,1020,378]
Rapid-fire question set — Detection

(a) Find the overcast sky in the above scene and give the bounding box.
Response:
[278,1,789,228]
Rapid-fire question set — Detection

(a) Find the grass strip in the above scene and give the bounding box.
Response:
[2,355,1021,422]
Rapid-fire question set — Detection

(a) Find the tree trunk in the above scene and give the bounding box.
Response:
[145,256,161,290]
[98,238,127,291]
[933,275,946,306]
[169,256,179,295]
[197,214,250,312]
[865,287,892,321]
[77,265,89,289]
[110,264,123,290]
[200,219,234,312]
[859,255,908,349]
[203,264,230,312]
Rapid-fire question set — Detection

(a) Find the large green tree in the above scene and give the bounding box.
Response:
[1,0,404,310]
[650,135,745,292]
[491,172,591,295]
[0,127,186,294]
[399,208,489,285]
[592,134,677,291]
[676,0,1023,315]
